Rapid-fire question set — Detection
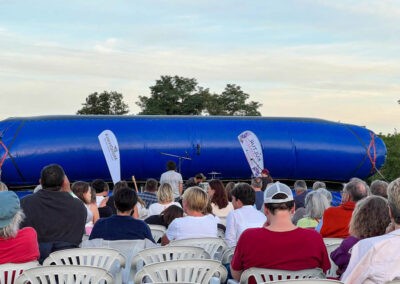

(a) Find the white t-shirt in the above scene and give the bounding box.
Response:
[224,205,267,247]
[147,201,182,216]
[166,214,219,241]
[160,170,183,199]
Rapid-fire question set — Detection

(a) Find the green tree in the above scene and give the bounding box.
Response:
[136,76,209,115]
[368,132,400,183]
[205,84,262,116]
[136,76,262,116]
[77,91,129,115]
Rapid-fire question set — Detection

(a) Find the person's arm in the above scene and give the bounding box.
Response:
[224,212,236,247]
[179,181,183,196]
[161,234,170,246]
[230,265,243,281]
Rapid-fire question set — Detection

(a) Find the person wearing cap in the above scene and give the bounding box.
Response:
[261,168,273,191]
[0,191,39,264]
[20,164,87,263]
[230,181,330,283]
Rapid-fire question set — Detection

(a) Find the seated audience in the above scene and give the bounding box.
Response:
[208,179,234,222]
[89,187,155,242]
[148,183,181,216]
[251,177,264,210]
[138,178,159,208]
[230,182,330,283]
[341,178,400,283]
[71,181,100,225]
[161,186,219,245]
[370,179,388,198]
[319,178,368,238]
[92,179,113,218]
[145,205,184,228]
[331,195,390,278]
[297,191,330,229]
[225,183,266,247]
[20,164,87,263]
[293,179,308,209]
[0,191,39,264]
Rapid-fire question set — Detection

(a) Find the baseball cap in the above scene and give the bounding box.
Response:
[0,191,20,228]
[264,182,293,204]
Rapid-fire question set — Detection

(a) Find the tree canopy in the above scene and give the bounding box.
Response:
[77,91,129,115]
[368,132,400,183]
[136,75,262,116]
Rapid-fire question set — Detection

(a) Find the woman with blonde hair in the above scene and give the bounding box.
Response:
[331,195,390,277]
[148,183,181,216]
[161,186,219,245]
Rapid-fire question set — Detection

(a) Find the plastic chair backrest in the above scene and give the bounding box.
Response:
[134,259,227,284]
[267,280,343,284]
[43,248,124,284]
[15,265,113,284]
[221,246,236,265]
[148,225,167,243]
[81,238,156,284]
[0,261,39,284]
[169,237,227,260]
[131,246,210,275]
[322,238,343,246]
[325,242,341,278]
[239,268,326,284]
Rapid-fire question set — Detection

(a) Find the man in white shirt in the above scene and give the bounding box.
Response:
[160,160,183,200]
[341,177,400,284]
[225,182,266,247]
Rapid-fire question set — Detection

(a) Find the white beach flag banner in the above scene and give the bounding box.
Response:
[98,130,121,184]
[238,130,264,177]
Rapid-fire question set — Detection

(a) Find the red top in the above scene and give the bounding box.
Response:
[0,227,39,264]
[231,227,330,284]
[320,201,355,238]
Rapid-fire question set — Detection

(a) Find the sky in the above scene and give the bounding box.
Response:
[0,0,399,134]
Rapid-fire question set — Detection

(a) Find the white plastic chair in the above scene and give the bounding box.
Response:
[325,243,341,279]
[0,261,39,284]
[267,280,343,284]
[221,246,236,265]
[322,238,343,246]
[15,265,113,284]
[148,224,167,243]
[81,238,157,284]
[169,237,227,260]
[43,248,124,284]
[131,246,210,276]
[228,268,325,284]
[134,259,227,284]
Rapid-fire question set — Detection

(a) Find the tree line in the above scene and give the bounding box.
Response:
[77,75,262,116]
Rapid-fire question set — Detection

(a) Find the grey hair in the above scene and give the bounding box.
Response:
[304,191,330,219]
[0,209,25,238]
[370,180,388,198]
[317,188,333,204]
[0,181,8,191]
[345,178,369,202]
[294,180,307,192]
[312,181,326,190]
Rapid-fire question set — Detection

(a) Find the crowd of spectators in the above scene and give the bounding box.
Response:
[1,161,400,283]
